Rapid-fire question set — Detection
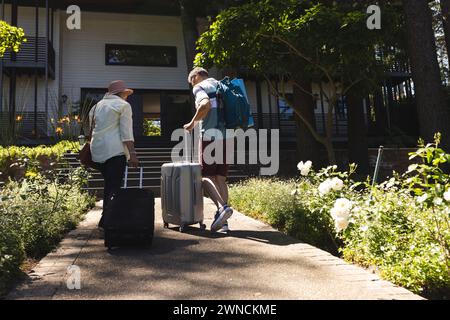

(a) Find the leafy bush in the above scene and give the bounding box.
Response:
[0,140,80,183]
[0,167,94,295]
[230,135,450,298]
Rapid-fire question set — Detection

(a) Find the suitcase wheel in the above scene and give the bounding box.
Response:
[199,222,206,230]
[179,224,186,233]
[163,222,169,229]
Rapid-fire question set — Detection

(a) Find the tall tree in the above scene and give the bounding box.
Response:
[440,0,450,60]
[347,87,369,175]
[403,0,450,152]
[195,0,402,165]
[179,0,199,73]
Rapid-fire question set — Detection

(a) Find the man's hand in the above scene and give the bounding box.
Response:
[128,153,139,168]
[183,121,195,132]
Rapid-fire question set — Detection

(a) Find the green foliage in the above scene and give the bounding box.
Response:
[143,119,162,136]
[230,136,450,298]
[0,141,80,184]
[0,168,94,295]
[0,21,26,58]
[196,0,403,89]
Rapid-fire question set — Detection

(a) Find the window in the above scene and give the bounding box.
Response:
[142,93,162,136]
[278,93,294,121]
[105,44,177,67]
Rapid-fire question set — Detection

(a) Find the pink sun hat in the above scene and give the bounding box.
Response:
[107,80,134,95]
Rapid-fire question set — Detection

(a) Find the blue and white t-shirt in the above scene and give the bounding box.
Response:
[193,78,225,140]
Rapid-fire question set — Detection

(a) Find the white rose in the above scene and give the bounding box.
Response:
[385,178,396,189]
[330,177,344,191]
[444,189,450,202]
[335,217,349,232]
[334,198,352,214]
[359,225,369,232]
[433,197,443,206]
[417,194,428,204]
[318,179,332,196]
[330,207,341,220]
[297,161,305,171]
[297,160,312,176]
[300,167,310,176]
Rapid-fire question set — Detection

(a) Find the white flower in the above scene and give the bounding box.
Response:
[335,217,349,232]
[291,189,298,196]
[297,161,312,176]
[359,225,369,232]
[385,178,396,189]
[318,179,332,196]
[334,198,352,215]
[330,207,341,220]
[433,197,443,206]
[330,198,353,232]
[417,194,428,204]
[444,189,450,202]
[330,177,344,191]
[407,164,418,173]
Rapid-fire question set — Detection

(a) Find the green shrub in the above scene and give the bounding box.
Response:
[0,167,94,295]
[0,140,80,183]
[230,136,450,298]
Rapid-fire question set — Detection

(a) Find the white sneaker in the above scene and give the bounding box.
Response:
[211,205,233,232]
[219,223,230,233]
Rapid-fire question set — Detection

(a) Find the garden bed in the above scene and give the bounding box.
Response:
[0,141,93,298]
[229,137,450,300]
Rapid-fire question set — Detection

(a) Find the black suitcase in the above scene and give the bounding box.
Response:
[103,167,155,249]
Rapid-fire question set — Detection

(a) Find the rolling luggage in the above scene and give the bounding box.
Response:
[161,133,205,232]
[103,166,155,249]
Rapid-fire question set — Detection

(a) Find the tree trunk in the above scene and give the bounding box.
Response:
[403,0,450,152]
[347,90,369,176]
[293,79,325,167]
[440,0,450,58]
[179,0,199,72]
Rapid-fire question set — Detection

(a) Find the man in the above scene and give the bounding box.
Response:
[184,67,233,232]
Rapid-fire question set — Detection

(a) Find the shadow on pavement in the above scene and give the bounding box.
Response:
[180,226,303,246]
[106,237,200,256]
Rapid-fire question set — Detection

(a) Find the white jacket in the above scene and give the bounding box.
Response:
[89,93,134,163]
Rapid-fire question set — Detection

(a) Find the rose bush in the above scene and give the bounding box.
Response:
[230,135,450,299]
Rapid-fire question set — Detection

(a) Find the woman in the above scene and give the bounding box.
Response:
[89,80,139,229]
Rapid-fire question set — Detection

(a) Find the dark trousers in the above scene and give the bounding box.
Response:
[92,155,126,227]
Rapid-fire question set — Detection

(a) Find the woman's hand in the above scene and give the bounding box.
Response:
[128,153,139,168]
[183,121,195,132]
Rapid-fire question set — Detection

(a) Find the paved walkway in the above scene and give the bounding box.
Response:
[7,198,424,300]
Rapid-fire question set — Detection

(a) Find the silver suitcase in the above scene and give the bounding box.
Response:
[161,133,205,232]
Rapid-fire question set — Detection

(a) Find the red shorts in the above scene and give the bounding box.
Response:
[200,139,229,177]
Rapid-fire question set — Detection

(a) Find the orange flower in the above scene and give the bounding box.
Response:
[55,127,63,135]
[15,115,23,121]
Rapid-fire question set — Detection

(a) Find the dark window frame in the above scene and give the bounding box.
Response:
[105,44,178,67]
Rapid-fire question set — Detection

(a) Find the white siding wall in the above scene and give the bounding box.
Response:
[60,11,189,103]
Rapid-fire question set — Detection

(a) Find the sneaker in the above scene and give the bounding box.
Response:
[219,222,230,233]
[211,205,233,232]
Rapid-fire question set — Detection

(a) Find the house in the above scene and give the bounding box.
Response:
[1,0,415,156]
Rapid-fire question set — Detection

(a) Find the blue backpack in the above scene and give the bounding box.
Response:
[216,77,253,130]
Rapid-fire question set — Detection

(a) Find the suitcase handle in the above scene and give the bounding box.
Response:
[183,130,201,164]
[123,166,144,189]
[184,131,192,163]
